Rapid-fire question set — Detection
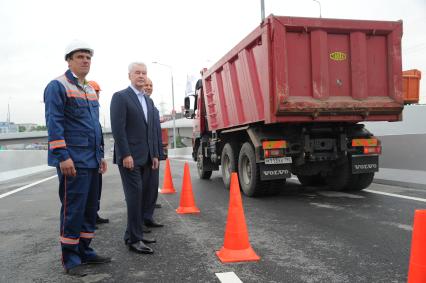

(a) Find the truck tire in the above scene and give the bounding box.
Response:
[345,173,374,191]
[325,158,374,191]
[197,146,212,180]
[297,174,326,187]
[221,143,238,190]
[238,142,266,197]
[325,160,351,191]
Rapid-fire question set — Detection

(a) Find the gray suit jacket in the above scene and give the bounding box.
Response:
[110,87,159,166]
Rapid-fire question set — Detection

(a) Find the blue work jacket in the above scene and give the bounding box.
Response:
[44,70,103,168]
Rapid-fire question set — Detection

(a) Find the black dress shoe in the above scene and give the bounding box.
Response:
[65,265,88,277]
[96,215,109,224]
[155,203,162,208]
[143,228,152,233]
[125,237,154,245]
[83,254,111,264]
[142,237,156,244]
[128,241,154,254]
[145,220,164,228]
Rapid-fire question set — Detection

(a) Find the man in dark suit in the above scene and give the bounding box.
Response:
[110,62,159,254]
[142,78,165,226]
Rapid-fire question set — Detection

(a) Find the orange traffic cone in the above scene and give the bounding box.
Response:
[176,162,200,214]
[216,172,260,263]
[407,210,426,283]
[160,159,176,194]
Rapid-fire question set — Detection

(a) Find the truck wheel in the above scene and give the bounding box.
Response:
[238,142,264,197]
[345,173,374,191]
[221,143,238,190]
[297,174,326,187]
[325,160,351,191]
[197,146,212,180]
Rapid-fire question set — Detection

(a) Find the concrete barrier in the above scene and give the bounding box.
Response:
[168,147,193,159]
[0,150,47,172]
[0,150,53,183]
[1,105,425,187]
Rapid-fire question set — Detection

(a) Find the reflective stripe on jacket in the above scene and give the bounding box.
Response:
[44,70,103,168]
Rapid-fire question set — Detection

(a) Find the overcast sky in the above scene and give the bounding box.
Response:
[1,0,425,127]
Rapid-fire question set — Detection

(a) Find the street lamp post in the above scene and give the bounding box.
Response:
[152,61,176,149]
[260,0,265,22]
[313,0,322,18]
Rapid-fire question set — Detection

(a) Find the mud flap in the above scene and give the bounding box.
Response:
[351,155,379,174]
[259,163,292,180]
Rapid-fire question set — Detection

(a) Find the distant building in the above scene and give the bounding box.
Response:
[160,117,193,148]
[17,123,38,132]
[161,112,184,122]
[0,122,18,134]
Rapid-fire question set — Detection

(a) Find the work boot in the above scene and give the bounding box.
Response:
[83,254,112,264]
[65,265,88,277]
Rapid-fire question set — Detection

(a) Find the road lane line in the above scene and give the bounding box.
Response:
[0,175,57,199]
[364,189,426,203]
[216,272,243,283]
[170,158,195,163]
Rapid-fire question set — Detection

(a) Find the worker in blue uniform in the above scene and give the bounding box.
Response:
[44,40,111,277]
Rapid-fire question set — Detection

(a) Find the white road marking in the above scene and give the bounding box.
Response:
[216,272,243,283]
[364,189,426,203]
[0,175,57,199]
[379,221,413,231]
[318,191,365,199]
[310,202,344,210]
[169,158,195,163]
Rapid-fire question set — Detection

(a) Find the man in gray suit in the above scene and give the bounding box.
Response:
[110,62,159,254]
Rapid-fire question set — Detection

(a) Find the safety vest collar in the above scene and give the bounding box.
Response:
[58,71,98,101]
[65,69,89,88]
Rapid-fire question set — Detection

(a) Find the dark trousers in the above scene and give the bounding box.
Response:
[57,167,99,270]
[118,164,151,244]
[144,167,159,221]
[97,173,102,213]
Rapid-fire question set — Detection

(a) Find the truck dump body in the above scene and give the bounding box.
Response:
[202,16,403,131]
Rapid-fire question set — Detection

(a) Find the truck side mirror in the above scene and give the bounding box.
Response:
[184,96,195,119]
[184,96,191,110]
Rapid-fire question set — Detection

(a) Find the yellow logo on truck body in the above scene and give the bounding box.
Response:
[330,51,347,61]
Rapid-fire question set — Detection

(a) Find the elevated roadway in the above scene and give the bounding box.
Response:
[1,158,425,282]
[0,105,425,282]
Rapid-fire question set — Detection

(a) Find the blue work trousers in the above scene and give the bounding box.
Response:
[57,167,99,270]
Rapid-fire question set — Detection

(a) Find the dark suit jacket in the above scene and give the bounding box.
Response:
[153,107,165,160]
[110,87,159,166]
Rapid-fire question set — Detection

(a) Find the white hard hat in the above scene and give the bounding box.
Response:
[64,39,94,60]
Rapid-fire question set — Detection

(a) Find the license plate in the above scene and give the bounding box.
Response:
[265,157,292,164]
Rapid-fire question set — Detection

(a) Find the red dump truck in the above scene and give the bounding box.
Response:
[184,15,404,197]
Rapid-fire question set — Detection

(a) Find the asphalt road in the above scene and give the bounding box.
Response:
[1,158,425,283]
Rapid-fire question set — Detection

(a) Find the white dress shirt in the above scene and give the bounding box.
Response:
[130,85,148,121]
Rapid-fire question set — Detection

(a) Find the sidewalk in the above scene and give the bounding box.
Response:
[0,165,54,183]
[374,168,426,189]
